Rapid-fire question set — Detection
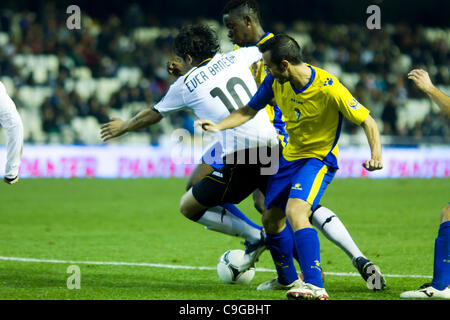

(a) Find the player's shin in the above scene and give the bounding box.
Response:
[285,220,301,264]
[293,228,324,288]
[311,206,364,261]
[266,226,299,285]
[190,206,262,243]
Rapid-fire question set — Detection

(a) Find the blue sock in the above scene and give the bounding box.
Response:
[431,221,450,290]
[221,203,262,231]
[293,228,324,288]
[266,226,299,285]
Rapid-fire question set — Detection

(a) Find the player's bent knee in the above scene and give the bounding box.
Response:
[179,192,194,218]
[179,189,206,220]
[286,199,313,230]
[261,208,285,234]
[441,204,450,223]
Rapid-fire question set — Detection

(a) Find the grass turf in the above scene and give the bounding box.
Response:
[0,178,448,300]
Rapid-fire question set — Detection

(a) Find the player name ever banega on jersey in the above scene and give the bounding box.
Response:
[185,54,237,93]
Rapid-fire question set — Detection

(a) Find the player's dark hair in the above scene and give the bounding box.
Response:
[222,0,262,22]
[258,34,303,66]
[174,25,220,64]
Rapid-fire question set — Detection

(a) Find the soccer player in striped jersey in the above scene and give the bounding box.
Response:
[196,34,384,299]
[221,0,385,291]
[0,81,23,185]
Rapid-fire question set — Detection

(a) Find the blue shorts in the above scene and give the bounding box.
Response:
[201,141,224,170]
[264,157,336,211]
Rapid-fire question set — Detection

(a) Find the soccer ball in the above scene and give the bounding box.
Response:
[217,249,255,284]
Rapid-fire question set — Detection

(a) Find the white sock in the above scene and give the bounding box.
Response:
[196,206,261,243]
[311,206,365,261]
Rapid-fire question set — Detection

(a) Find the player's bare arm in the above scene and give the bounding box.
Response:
[195,105,258,132]
[408,69,450,116]
[360,114,383,171]
[100,107,162,141]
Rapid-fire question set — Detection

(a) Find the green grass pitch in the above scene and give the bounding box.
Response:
[0,178,448,300]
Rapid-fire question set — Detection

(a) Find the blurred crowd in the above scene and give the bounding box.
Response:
[0,2,448,145]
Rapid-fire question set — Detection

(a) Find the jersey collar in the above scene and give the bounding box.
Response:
[255,32,273,46]
[183,58,212,83]
[290,65,316,94]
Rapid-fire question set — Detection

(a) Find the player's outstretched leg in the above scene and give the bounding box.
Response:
[311,205,386,291]
[400,204,450,299]
[180,188,266,269]
[219,203,266,270]
[185,162,265,260]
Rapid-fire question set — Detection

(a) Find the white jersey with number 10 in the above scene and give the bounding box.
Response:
[154,47,278,156]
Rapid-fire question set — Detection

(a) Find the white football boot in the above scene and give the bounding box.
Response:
[257,278,304,291]
[238,232,267,271]
[400,283,450,299]
[286,282,330,300]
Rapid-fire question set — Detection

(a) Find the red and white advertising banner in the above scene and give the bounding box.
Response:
[0,146,449,179]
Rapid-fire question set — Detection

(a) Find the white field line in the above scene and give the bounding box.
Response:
[0,256,432,279]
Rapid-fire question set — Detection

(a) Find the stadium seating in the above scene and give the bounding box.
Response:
[0,9,447,146]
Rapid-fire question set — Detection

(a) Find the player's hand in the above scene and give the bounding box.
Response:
[194,120,220,132]
[4,176,19,184]
[363,159,383,171]
[100,118,127,141]
[408,69,434,94]
[166,58,185,78]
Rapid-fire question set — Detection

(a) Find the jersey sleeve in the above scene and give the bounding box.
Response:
[248,74,275,111]
[153,78,186,116]
[232,46,262,68]
[328,80,370,125]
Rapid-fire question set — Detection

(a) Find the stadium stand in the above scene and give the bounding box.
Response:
[0,3,448,146]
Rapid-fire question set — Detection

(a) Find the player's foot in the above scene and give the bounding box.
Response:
[353,256,386,291]
[400,283,450,299]
[4,176,19,184]
[239,232,266,271]
[257,278,303,291]
[286,282,330,300]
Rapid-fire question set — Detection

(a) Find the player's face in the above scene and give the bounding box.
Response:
[223,13,251,47]
[262,51,289,83]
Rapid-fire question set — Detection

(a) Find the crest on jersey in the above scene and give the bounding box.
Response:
[348,98,362,110]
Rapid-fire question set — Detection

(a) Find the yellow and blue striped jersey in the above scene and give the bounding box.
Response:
[248,65,370,169]
[233,32,289,147]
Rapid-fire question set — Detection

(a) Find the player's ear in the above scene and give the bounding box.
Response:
[280,60,289,72]
[184,54,193,66]
[243,15,252,28]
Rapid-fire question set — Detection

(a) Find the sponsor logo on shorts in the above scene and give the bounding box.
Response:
[212,171,223,178]
[291,183,302,191]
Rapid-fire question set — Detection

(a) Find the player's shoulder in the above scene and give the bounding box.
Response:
[162,74,186,97]
[310,65,346,96]
[231,45,260,58]
[171,74,187,88]
[310,65,340,88]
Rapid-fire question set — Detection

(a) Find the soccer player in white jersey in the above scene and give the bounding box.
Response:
[0,81,23,185]
[101,24,278,267]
